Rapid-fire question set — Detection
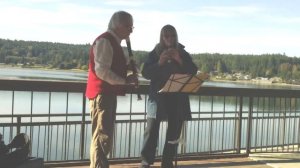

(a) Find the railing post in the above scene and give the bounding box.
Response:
[180,121,187,154]
[236,96,243,154]
[17,116,21,135]
[246,97,253,155]
[128,93,133,157]
[80,94,86,160]
[280,97,287,150]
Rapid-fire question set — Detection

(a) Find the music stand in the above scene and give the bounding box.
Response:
[159,72,208,93]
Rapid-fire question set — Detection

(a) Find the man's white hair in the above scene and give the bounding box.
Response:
[108,11,132,30]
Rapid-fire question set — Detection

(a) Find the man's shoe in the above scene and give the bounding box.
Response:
[139,164,150,168]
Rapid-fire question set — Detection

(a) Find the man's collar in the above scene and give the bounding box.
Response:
[108,29,122,44]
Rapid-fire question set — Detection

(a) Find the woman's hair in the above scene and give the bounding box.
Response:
[108,11,132,30]
[155,24,179,55]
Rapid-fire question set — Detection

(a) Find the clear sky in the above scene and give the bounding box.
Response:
[0,0,299,56]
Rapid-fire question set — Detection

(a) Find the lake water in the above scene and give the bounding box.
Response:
[1,67,300,160]
[0,67,87,81]
[2,66,300,90]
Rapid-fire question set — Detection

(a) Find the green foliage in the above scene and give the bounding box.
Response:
[192,53,300,80]
[1,38,300,80]
[0,38,149,72]
[0,38,90,70]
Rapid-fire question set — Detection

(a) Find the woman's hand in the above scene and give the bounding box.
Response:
[158,50,171,66]
[159,48,182,66]
[168,48,182,65]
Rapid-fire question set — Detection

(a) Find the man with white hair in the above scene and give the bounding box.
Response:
[86,10,137,168]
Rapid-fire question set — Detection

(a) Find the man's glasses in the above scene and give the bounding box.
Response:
[129,26,134,30]
[123,24,134,30]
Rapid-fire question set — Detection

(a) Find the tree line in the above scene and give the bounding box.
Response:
[193,53,300,81]
[0,38,90,70]
[1,38,300,81]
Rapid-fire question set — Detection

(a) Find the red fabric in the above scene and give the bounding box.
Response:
[86,32,127,98]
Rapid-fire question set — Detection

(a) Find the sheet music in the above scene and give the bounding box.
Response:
[158,72,208,93]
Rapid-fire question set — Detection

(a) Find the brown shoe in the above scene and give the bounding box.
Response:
[139,164,150,168]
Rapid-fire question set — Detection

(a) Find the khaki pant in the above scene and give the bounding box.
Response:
[89,94,117,168]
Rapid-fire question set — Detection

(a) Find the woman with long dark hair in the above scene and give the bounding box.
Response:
[140,24,198,168]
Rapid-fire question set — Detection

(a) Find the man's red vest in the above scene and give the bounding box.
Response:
[85,32,127,99]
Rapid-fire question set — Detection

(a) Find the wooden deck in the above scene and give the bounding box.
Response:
[44,153,300,168]
[45,157,272,168]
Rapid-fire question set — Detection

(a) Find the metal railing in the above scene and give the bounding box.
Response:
[1,79,300,163]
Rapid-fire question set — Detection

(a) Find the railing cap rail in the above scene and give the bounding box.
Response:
[1,79,300,97]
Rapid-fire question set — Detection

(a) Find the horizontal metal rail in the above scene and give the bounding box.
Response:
[1,79,300,163]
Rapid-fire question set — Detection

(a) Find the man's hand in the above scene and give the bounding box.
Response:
[197,72,210,80]
[126,74,138,86]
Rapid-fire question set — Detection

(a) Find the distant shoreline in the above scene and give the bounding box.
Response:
[0,64,87,73]
[211,78,300,87]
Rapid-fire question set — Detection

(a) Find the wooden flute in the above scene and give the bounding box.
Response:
[126,38,142,100]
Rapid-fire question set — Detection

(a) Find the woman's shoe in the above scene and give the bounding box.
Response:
[161,161,174,168]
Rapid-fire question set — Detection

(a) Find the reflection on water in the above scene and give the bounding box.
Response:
[0,67,87,81]
[204,80,300,90]
[2,67,300,90]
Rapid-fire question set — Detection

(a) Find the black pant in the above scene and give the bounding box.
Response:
[141,117,183,166]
